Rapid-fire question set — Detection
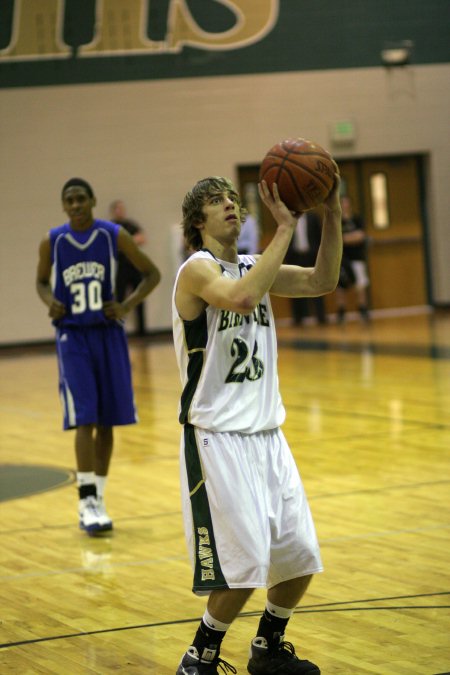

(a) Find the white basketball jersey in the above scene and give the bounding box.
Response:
[172,249,285,433]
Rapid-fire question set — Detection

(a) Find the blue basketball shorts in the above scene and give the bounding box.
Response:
[55,324,137,429]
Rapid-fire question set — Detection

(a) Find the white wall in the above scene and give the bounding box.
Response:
[0,63,449,344]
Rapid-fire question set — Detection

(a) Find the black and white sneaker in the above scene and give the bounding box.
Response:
[247,635,320,674]
[176,646,236,674]
[79,496,112,535]
[96,497,113,531]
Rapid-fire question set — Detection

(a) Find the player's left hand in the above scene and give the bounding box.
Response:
[258,180,298,227]
[323,162,341,213]
[103,300,127,320]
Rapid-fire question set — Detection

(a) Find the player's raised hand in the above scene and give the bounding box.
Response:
[323,161,342,213]
[258,180,298,229]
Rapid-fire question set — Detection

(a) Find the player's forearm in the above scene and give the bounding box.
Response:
[36,279,54,308]
[233,225,294,312]
[120,267,161,312]
[312,208,343,292]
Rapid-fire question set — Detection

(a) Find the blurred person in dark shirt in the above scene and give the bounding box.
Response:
[110,199,148,335]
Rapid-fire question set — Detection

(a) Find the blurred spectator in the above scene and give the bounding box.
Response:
[336,196,370,323]
[284,211,327,325]
[237,213,260,254]
[110,199,148,335]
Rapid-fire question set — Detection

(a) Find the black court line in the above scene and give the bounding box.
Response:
[1,479,449,536]
[1,592,449,650]
[278,337,450,360]
[2,606,448,649]
[287,403,450,432]
[308,478,450,501]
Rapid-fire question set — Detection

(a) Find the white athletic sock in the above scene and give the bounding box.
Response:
[95,475,107,500]
[77,471,96,488]
[266,600,294,620]
[203,608,231,633]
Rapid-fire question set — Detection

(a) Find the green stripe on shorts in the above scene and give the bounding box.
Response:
[184,424,228,593]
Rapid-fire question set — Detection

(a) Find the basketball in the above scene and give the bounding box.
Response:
[259,138,335,212]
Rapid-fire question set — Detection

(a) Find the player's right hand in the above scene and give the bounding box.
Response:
[48,299,66,320]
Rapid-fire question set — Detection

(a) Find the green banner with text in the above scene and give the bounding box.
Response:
[0,0,448,88]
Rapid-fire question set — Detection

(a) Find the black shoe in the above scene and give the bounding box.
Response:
[337,308,346,324]
[177,646,236,674]
[247,636,320,674]
[358,306,370,323]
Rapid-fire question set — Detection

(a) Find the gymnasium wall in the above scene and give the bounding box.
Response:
[0,1,449,345]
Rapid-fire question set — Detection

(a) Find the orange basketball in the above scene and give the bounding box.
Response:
[259,138,335,212]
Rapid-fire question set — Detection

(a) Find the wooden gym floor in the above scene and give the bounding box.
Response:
[0,310,449,674]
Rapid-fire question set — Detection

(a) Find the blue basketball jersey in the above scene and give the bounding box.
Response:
[49,219,120,327]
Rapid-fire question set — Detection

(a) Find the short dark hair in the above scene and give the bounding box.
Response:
[182,176,247,251]
[61,178,94,199]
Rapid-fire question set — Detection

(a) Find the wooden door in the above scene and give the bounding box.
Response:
[239,154,429,319]
[338,155,428,311]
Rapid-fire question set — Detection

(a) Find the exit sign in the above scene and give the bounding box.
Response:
[330,120,356,145]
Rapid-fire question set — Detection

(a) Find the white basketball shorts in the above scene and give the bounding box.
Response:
[180,425,323,595]
[350,260,370,289]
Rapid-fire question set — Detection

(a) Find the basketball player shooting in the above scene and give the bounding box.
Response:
[173,166,342,674]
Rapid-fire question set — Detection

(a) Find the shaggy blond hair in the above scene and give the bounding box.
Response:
[182,177,247,251]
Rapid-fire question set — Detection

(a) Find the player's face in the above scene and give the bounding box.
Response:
[111,200,126,220]
[201,191,241,242]
[62,187,95,229]
[340,196,352,219]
